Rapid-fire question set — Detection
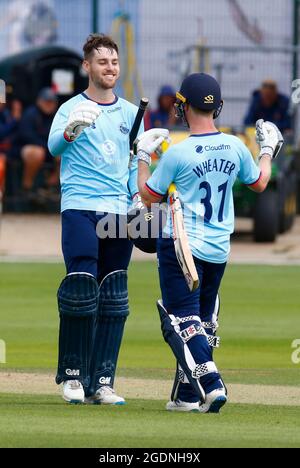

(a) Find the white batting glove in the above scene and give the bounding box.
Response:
[255,119,284,160]
[134,128,170,165]
[64,101,101,141]
[132,193,145,211]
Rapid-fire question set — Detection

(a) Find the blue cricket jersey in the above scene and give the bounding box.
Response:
[48,93,143,214]
[146,132,261,263]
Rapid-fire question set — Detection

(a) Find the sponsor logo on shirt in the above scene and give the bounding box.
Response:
[195,144,231,153]
[119,122,130,134]
[102,139,117,156]
[196,145,204,154]
[107,106,122,113]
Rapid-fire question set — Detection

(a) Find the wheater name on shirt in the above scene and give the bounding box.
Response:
[193,158,236,178]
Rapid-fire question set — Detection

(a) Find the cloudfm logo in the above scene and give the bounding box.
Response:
[196,145,204,154]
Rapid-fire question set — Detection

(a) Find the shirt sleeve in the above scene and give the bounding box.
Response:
[146,147,179,197]
[237,141,261,185]
[48,104,71,157]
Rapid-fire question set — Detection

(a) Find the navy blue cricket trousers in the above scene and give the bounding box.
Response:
[157,236,226,321]
[61,209,133,281]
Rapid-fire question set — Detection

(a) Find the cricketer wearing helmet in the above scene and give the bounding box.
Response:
[136,73,283,413]
[48,34,144,405]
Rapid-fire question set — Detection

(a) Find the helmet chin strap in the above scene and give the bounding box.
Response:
[176,99,223,126]
[183,108,190,128]
[175,101,189,127]
[213,100,224,120]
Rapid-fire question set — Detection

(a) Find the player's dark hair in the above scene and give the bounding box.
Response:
[83,34,119,60]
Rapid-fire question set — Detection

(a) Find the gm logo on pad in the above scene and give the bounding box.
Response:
[99,376,111,385]
[66,369,80,376]
[204,95,214,104]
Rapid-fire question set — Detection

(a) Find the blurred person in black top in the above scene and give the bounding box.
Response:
[0,98,23,197]
[244,79,292,134]
[145,85,179,130]
[12,87,59,195]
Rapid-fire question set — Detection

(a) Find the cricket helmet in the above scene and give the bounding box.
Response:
[175,73,223,122]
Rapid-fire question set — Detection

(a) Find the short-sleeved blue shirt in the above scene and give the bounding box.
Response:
[147,132,260,263]
[48,93,143,214]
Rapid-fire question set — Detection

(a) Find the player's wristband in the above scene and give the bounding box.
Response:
[63,131,75,142]
[137,150,151,166]
[258,148,273,160]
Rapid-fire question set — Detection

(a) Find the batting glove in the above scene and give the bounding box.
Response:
[255,119,284,160]
[134,128,170,165]
[131,193,145,211]
[64,101,101,141]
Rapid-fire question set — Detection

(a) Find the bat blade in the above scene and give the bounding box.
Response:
[169,184,199,292]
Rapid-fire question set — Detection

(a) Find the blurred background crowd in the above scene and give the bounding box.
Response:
[0,0,299,233]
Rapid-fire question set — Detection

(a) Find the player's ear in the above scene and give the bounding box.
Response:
[82,60,90,74]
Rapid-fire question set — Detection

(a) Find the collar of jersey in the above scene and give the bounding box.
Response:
[189,132,221,137]
[81,92,119,106]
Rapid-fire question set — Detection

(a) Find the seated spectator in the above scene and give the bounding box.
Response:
[146,85,179,129]
[244,79,292,133]
[10,88,59,197]
[0,98,23,197]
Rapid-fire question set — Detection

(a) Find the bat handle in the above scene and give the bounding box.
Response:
[140,97,149,110]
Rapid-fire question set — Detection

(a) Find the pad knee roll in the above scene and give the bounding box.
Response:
[99,270,130,319]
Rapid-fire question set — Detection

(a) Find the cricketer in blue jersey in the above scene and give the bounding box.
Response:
[48,34,144,405]
[136,73,283,413]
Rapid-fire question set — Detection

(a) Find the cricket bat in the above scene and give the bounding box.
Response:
[168,183,199,292]
[130,97,149,150]
[129,97,149,168]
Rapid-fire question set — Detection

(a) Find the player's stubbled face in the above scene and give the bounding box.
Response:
[88,47,120,90]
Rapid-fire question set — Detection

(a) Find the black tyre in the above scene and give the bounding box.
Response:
[279,174,297,234]
[254,189,279,242]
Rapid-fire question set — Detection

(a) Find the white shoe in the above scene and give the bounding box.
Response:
[85,386,125,405]
[198,388,227,413]
[62,380,85,404]
[166,399,200,412]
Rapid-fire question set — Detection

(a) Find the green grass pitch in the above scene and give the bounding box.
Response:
[0,261,300,447]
